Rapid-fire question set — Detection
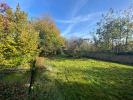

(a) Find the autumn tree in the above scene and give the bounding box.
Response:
[0,3,39,67]
[33,17,65,56]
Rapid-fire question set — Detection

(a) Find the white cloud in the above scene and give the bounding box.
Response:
[71,0,89,17]
[59,0,89,36]
[63,20,98,39]
[56,0,104,36]
[59,12,103,36]
[56,12,102,24]
[61,23,75,36]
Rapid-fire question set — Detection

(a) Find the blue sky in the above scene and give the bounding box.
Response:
[1,0,132,38]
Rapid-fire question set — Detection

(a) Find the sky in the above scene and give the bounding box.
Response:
[1,0,132,38]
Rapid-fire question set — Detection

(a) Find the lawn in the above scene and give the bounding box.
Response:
[31,58,133,100]
[0,58,133,100]
[0,69,30,100]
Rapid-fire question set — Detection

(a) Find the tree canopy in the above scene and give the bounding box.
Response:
[33,17,65,56]
[0,4,39,67]
[95,8,133,53]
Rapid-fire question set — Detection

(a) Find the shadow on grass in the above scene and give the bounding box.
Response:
[0,70,30,100]
[0,69,29,81]
[86,56,133,66]
[0,58,133,100]
[0,82,29,100]
[30,65,133,100]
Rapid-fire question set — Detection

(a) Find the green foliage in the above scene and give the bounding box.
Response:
[95,8,133,53]
[33,17,65,56]
[0,4,39,67]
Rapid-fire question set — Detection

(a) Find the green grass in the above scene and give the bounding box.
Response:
[0,70,30,99]
[0,58,133,100]
[31,58,133,100]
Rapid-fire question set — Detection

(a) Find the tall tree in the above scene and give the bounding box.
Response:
[0,3,39,67]
[34,16,65,56]
[95,8,133,53]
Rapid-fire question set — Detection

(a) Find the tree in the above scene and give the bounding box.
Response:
[96,9,115,51]
[95,8,133,53]
[123,7,133,51]
[33,16,65,56]
[0,3,39,67]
